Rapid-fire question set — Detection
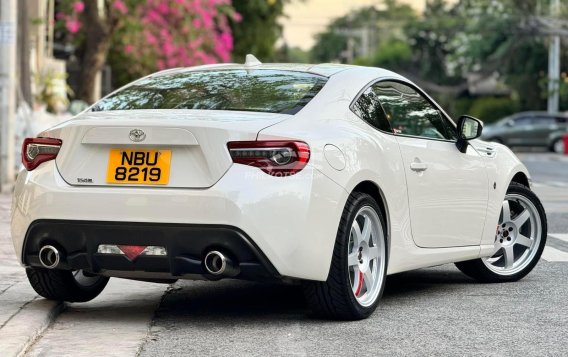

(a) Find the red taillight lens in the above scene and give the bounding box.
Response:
[22,137,62,171]
[227,141,310,176]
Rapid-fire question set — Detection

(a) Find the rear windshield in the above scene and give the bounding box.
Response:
[91,69,327,115]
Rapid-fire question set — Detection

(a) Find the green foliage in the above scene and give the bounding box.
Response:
[286,47,311,63]
[230,0,287,62]
[467,97,520,123]
[311,3,416,63]
[369,38,412,69]
[311,32,347,63]
[404,0,462,84]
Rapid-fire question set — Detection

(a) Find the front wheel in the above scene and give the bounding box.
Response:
[26,268,109,302]
[550,138,565,154]
[303,192,388,320]
[455,182,547,283]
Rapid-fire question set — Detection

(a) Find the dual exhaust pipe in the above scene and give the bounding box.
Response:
[38,245,61,269]
[39,244,239,277]
[203,250,239,277]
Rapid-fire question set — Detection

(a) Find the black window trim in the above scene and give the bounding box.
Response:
[349,77,458,143]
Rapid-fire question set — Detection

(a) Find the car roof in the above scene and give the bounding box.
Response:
[148,62,399,79]
[511,111,568,118]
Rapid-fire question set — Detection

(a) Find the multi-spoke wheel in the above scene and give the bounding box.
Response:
[27,268,109,302]
[303,192,387,320]
[347,206,386,307]
[456,182,547,283]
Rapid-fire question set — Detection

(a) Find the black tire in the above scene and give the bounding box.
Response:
[303,192,388,320]
[26,268,109,302]
[455,182,547,283]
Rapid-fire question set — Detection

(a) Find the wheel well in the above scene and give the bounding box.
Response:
[352,181,389,239]
[511,172,530,188]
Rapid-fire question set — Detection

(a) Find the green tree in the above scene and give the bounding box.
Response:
[230,0,287,62]
[311,2,416,63]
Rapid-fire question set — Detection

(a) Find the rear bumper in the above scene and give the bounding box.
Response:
[11,162,348,281]
[23,220,278,280]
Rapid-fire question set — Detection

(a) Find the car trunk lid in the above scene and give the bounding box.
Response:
[53,110,288,188]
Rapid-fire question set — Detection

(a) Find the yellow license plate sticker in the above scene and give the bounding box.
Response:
[106,149,172,185]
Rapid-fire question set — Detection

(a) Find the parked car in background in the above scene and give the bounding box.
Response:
[481,111,567,153]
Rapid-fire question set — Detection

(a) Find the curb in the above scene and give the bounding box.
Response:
[0,298,64,357]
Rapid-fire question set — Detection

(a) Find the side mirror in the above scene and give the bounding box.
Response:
[456,115,483,153]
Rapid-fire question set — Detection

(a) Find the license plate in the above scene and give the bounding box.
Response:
[106,149,172,185]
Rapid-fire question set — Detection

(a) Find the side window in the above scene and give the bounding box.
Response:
[534,117,555,126]
[374,81,456,141]
[352,86,393,133]
[556,117,567,124]
[513,117,533,126]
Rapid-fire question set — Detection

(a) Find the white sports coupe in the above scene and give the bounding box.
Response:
[11,56,547,320]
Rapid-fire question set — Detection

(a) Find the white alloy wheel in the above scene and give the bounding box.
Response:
[483,193,542,275]
[348,206,386,307]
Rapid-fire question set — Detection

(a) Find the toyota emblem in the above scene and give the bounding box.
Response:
[129,129,146,142]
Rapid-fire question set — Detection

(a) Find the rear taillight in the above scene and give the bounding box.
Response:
[22,137,62,171]
[227,141,310,176]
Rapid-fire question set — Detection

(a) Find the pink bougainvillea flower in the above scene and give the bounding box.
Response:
[145,9,161,23]
[219,32,233,50]
[124,44,134,54]
[112,0,128,14]
[157,1,169,14]
[65,19,81,33]
[232,12,243,22]
[201,13,213,29]
[73,1,85,13]
[163,41,175,56]
[55,11,67,20]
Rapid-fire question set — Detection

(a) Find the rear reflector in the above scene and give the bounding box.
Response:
[22,137,62,171]
[227,141,310,176]
[97,244,167,261]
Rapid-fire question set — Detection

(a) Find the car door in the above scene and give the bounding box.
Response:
[531,116,558,145]
[506,116,535,146]
[373,81,489,248]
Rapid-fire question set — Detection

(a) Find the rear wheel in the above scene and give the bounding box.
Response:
[303,192,388,320]
[26,268,109,302]
[455,183,547,283]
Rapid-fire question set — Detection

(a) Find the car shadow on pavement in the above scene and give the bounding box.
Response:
[383,266,474,300]
[148,265,475,322]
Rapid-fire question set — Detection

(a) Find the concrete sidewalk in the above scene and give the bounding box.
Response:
[0,193,64,356]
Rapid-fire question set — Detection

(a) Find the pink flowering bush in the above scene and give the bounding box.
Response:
[57,0,240,86]
[133,0,239,70]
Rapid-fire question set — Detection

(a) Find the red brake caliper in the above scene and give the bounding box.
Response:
[354,271,364,297]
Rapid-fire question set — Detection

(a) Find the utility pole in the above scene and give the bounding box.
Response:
[0,0,17,192]
[548,0,561,114]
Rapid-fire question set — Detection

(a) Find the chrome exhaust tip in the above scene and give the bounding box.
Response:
[39,245,60,269]
[204,250,239,277]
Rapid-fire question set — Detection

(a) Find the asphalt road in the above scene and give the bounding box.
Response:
[18,152,568,356]
[139,153,568,357]
[140,264,567,357]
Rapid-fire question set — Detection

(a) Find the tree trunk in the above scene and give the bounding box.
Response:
[17,0,32,105]
[78,0,116,104]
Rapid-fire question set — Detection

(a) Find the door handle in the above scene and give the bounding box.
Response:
[410,162,428,172]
